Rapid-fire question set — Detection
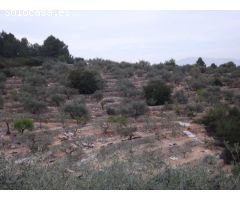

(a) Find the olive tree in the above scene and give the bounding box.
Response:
[14,118,34,134]
[63,100,89,134]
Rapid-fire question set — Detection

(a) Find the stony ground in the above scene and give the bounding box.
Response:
[0,71,224,168]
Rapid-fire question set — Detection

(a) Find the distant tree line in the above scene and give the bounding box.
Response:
[0,31,73,63]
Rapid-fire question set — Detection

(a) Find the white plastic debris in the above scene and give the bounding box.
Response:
[183,130,195,138]
[169,156,178,161]
[178,121,191,127]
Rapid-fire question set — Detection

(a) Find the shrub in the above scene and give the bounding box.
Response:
[50,94,66,107]
[212,78,223,86]
[143,80,171,106]
[23,57,43,66]
[14,118,34,133]
[63,100,89,120]
[24,74,47,87]
[92,90,103,102]
[107,115,128,130]
[26,131,53,153]
[0,96,3,109]
[119,100,148,118]
[173,90,188,104]
[117,79,139,97]
[106,105,119,115]
[68,69,103,94]
[202,106,240,163]
[0,72,6,83]
[22,96,47,114]
[189,77,208,90]
[118,126,137,140]
[185,103,204,117]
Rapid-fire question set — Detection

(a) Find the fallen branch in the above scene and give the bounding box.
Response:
[121,136,142,141]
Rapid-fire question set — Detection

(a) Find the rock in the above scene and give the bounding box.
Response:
[10,145,17,149]
[183,130,195,138]
[58,135,68,141]
[64,132,74,137]
[70,143,78,149]
[169,156,178,161]
[178,121,191,128]
[82,143,95,148]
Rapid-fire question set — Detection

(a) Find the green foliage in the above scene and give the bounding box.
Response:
[1,153,240,189]
[50,94,66,107]
[106,105,119,115]
[117,79,139,97]
[107,115,128,127]
[63,100,89,120]
[24,73,47,87]
[118,126,137,140]
[68,69,103,94]
[173,90,188,104]
[189,76,208,90]
[164,58,176,66]
[184,103,204,117]
[92,90,103,102]
[0,31,72,63]
[144,80,171,106]
[21,96,47,114]
[0,95,3,109]
[210,63,217,68]
[0,31,20,57]
[212,78,223,86]
[14,118,34,133]
[196,57,206,67]
[120,100,148,118]
[0,57,43,68]
[202,106,240,163]
[0,72,6,93]
[0,72,6,83]
[41,35,70,60]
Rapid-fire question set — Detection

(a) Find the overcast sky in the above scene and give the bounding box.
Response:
[1,11,240,63]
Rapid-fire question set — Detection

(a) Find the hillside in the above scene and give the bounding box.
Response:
[0,57,240,189]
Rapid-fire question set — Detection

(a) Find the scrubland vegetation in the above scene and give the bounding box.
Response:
[0,32,240,189]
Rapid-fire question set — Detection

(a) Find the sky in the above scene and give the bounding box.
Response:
[1,11,240,64]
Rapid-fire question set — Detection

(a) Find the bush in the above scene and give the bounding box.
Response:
[25,131,54,153]
[14,118,34,133]
[143,80,171,106]
[92,90,103,102]
[202,106,240,163]
[189,77,208,90]
[50,94,66,107]
[212,78,223,86]
[106,105,119,115]
[68,69,103,94]
[117,79,139,97]
[119,100,148,118]
[118,126,137,140]
[185,103,204,117]
[24,74,47,87]
[63,100,89,120]
[0,96,3,109]
[22,96,47,114]
[108,115,128,127]
[173,90,188,104]
[0,72,6,83]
